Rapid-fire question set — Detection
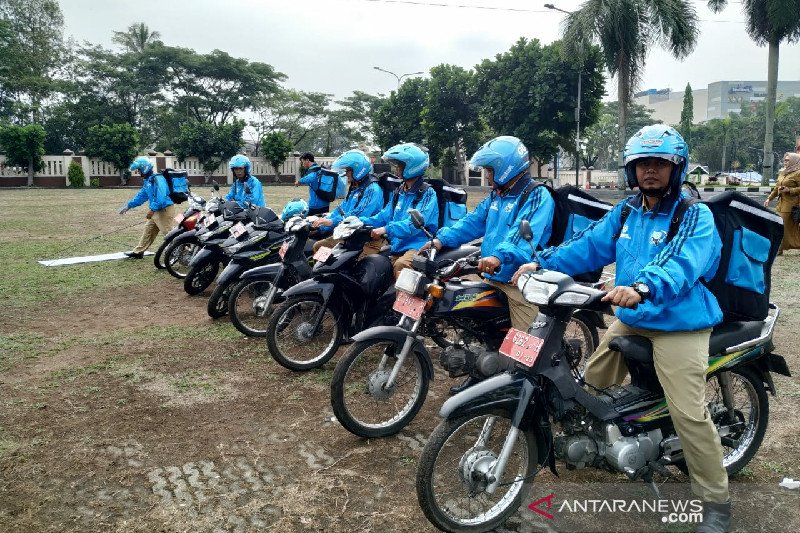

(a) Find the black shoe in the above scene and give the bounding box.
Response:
[124,251,144,259]
[696,501,731,533]
[449,376,481,396]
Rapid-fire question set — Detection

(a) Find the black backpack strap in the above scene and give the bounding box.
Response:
[612,201,633,241]
[392,181,430,212]
[665,197,697,243]
[483,181,539,223]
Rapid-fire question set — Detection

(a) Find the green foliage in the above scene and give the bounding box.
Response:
[251,90,330,155]
[85,123,140,184]
[174,120,244,180]
[374,77,428,150]
[112,22,162,53]
[67,161,85,188]
[90,176,100,188]
[0,123,46,186]
[581,102,655,170]
[679,83,694,144]
[261,132,293,180]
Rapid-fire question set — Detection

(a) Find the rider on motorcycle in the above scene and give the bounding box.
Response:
[360,143,439,278]
[311,149,384,252]
[226,154,265,208]
[512,125,730,533]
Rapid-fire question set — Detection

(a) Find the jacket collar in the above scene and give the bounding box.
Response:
[401,176,427,194]
[628,187,684,215]
[497,174,532,198]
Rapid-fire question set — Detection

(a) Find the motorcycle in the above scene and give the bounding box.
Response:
[329,209,602,439]
[264,217,479,371]
[414,222,791,533]
[153,188,207,270]
[227,215,318,336]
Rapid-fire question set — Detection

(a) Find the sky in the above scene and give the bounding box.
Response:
[58,0,800,101]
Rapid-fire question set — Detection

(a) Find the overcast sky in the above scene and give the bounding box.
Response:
[59,0,800,101]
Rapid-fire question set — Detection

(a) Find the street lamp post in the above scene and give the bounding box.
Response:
[373,66,424,89]
[545,3,581,188]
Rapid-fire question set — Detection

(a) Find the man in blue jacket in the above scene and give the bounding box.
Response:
[311,149,383,252]
[512,125,730,533]
[421,136,554,332]
[296,152,329,216]
[361,143,438,278]
[118,157,177,258]
[226,155,265,208]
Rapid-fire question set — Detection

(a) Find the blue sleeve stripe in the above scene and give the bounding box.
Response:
[653,205,700,269]
[510,187,544,245]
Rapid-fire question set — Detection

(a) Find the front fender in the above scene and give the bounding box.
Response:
[440,372,530,420]
[351,325,434,381]
[282,279,335,304]
[240,262,282,281]
[163,226,184,242]
[189,247,216,267]
[216,262,246,288]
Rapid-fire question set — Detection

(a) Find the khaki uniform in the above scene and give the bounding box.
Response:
[484,279,537,331]
[132,204,178,254]
[766,169,800,251]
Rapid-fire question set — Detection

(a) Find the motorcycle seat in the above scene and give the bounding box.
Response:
[609,335,653,364]
[709,321,763,356]
[436,245,480,264]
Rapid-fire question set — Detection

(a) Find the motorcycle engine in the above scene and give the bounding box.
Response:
[603,425,663,476]
[440,344,514,379]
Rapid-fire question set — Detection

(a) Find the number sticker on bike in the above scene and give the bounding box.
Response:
[230,222,247,238]
[174,213,184,223]
[393,291,426,320]
[313,246,333,263]
[205,213,216,226]
[278,241,289,259]
[499,328,544,367]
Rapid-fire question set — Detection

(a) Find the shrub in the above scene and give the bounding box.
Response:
[90,177,100,188]
[67,162,85,188]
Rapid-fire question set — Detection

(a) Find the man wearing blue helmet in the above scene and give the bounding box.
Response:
[513,125,730,532]
[421,136,555,333]
[311,149,383,252]
[296,152,329,216]
[117,157,177,258]
[226,155,265,208]
[360,143,439,278]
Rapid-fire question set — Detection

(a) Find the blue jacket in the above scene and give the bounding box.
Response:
[322,179,384,233]
[127,173,174,212]
[437,176,554,283]
[298,165,330,210]
[226,175,265,208]
[360,178,439,253]
[537,191,723,332]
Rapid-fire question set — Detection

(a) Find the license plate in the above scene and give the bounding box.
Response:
[278,241,289,259]
[174,213,184,223]
[499,328,544,367]
[230,222,247,238]
[313,246,333,263]
[205,213,216,226]
[393,291,426,320]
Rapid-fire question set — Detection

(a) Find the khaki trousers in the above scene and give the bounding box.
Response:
[132,204,178,253]
[312,236,341,253]
[484,279,538,331]
[313,237,415,278]
[585,319,730,504]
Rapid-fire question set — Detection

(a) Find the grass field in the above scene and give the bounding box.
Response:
[1,185,799,532]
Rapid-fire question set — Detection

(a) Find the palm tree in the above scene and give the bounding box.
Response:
[708,1,800,185]
[112,22,161,54]
[561,0,699,187]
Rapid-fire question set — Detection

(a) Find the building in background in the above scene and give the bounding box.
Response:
[633,87,708,125]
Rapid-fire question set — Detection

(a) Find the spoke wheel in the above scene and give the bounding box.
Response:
[228,279,278,337]
[265,297,342,371]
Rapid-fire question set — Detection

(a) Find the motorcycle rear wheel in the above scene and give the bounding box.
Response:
[331,338,429,438]
[165,236,199,279]
[416,408,538,532]
[153,235,173,269]
[184,257,219,296]
[228,279,278,337]
[265,296,342,371]
[563,315,600,380]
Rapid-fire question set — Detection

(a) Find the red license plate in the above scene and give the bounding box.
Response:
[313,246,333,262]
[174,213,183,223]
[393,291,426,320]
[278,241,289,259]
[499,328,544,367]
[230,222,246,238]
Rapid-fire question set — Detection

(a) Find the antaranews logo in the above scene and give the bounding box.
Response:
[528,493,703,526]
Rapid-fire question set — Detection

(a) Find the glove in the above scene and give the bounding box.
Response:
[118,205,129,215]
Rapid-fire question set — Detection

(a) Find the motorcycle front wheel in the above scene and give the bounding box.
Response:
[207,280,233,318]
[228,278,279,337]
[183,257,219,296]
[265,296,342,371]
[331,338,429,438]
[165,235,199,279]
[153,234,174,269]
[416,408,538,532]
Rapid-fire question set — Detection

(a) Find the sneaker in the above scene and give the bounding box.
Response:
[124,251,144,259]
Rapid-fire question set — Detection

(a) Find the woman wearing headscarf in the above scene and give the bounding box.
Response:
[764,152,800,254]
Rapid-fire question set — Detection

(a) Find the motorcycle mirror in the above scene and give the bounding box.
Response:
[409,209,425,229]
[519,220,533,242]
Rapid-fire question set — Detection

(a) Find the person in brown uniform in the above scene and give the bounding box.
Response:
[764,152,800,254]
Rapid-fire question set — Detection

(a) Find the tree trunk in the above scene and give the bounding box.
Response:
[762,40,779,186]
[27,158,34,187]
[616,72,628,189]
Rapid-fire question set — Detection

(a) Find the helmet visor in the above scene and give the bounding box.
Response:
[624,153,683,166]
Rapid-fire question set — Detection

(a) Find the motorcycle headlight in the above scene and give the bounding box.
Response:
[395,268,424,296]
[553,292,590,305]
[518,274,558,306]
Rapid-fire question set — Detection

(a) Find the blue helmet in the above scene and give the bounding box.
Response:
[623,125,688,190]
[469,136,529,188]
[281,198,309,221]
[129,157,154,176]
[382,143,429,180]
[331,150,373,182]
[229,154,252,175]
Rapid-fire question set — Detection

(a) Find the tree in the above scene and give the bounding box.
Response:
[250,89,330,155]
[373,77,428,150]
[708,0,800,185]
[581,102,655,171]
[112,22,162,53]
[333,90,385,146]
[679,83,693,144]
[174,120,244,183]
[261,132,293,182]
[562,0,699,186]
[0,124,46,186]
[85,123,140,185]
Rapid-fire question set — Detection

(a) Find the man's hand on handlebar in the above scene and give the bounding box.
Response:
[477,256,501,277]
[601,286,642,308]
[312,218,333,228]
[419,239,443,253]
[511,262,539,285]
[371,227,387,240]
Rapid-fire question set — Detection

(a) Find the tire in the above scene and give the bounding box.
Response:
[165,235,199,279]
[228,278,279,337]
[207,280,233,318]
[563,315,600,380]
[153,236,172,269]
[331,337,429,438]
[265,296,342,371]
[416,408,538,532]
[183,256,219,296]
[675,367,768,476]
